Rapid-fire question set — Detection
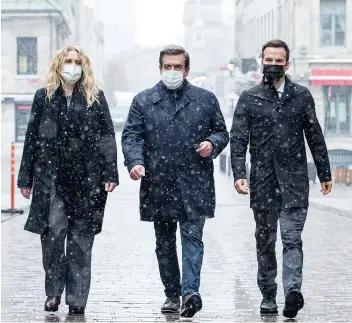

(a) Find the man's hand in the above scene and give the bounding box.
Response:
[321,181,332,195]
[196,141,213,157]
[20,188,31,199]
[105,183,118,192]
[130,165,145,181]
[234,179,249,195]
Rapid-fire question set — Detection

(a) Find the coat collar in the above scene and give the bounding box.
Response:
[152,79,192,103]
[257,75,301,103]
[151,79,193,115]
[52,83,83,103]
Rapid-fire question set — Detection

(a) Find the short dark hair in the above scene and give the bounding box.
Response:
[262,39,290,63]
[159,44,190,68]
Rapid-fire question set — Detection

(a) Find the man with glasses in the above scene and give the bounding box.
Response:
[121,44,229,318]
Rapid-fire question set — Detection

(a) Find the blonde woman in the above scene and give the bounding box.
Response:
[18,46,119,315]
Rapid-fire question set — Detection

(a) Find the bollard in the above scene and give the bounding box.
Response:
[219,153,226,173]
[227,155,232,176]
[1,142,24,215]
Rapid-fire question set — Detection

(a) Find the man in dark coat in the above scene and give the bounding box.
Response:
[121,45,229,318]
[230,40,332,318]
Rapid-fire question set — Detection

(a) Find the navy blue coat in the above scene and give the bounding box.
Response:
[121,80,229,221]
[230,76,331,210]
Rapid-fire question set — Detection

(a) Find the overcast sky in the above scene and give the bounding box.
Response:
[135,0,186,47]
[84,0,186,48]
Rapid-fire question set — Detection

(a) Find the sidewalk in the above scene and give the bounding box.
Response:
[309,183,352,218]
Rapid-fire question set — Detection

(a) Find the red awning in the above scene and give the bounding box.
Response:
[310,69,352,85]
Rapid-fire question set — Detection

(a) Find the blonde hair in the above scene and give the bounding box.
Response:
[44,45,99,106]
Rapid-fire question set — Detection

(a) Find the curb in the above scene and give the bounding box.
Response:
[309,201,352,219]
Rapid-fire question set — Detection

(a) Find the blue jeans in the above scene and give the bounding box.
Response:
[154,216,206,297]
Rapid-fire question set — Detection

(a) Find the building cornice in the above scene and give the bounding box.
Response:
[1,0,71,35]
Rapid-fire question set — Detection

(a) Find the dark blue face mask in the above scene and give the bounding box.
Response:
[263,64,286,82]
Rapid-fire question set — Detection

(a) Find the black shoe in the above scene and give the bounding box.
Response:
[161,296,181,314]
[44,296,61,312]
[68,306,85,315]
[180,292,202,318]
[260,296,278,315]
[283,291,304,318]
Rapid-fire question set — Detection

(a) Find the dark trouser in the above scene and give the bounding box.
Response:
[154,216,206,297]
[40,190,95,306]
[253,207,307,298]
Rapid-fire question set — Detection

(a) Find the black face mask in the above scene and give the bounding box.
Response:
[263,64,286,82]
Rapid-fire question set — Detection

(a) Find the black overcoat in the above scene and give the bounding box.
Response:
[230,76,331,210]
[121,80,229,221]
[17,86,119,235]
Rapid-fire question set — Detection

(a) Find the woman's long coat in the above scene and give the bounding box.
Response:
[121,80,229,222]
[17,86,119,235]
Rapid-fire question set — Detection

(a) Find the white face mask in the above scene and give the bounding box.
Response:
[62,64,82,85]
[161,70,184,90]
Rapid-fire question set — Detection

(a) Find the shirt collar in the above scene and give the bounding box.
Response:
[277,79,285,93]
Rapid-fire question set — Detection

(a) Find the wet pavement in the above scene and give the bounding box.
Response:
[2,140,352,322]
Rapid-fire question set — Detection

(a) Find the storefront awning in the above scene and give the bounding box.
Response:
[310,69,352,85]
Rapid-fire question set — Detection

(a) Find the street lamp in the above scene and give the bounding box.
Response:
[228,60,235,114]
[228,60,235,77]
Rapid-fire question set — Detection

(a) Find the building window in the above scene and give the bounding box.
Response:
[320,0,346,46]
[324,86,351,136]
[278,5,282,38]
[17,37,37,75]
[272,10,274,37]
[292,2,296,50]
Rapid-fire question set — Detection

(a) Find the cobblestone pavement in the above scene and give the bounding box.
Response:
[2,142,352,322]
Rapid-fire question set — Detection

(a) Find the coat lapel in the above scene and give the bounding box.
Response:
[279,76,301,105]
[44,87,63,133]
[254,78,278,103]
[175,94,191,116]
[254,76,302,105]
[151,80,192,116]
[174,80,191,115]
[152,81,168,110]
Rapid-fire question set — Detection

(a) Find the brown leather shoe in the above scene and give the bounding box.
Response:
[69,306,85,315]
[44,296,61,312]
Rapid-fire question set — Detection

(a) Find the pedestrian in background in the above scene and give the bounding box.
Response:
[18,45,119,315]
[121,45,229,318]
[230,39,332,318]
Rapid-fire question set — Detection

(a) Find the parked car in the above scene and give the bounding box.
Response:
[110,91,136,132]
